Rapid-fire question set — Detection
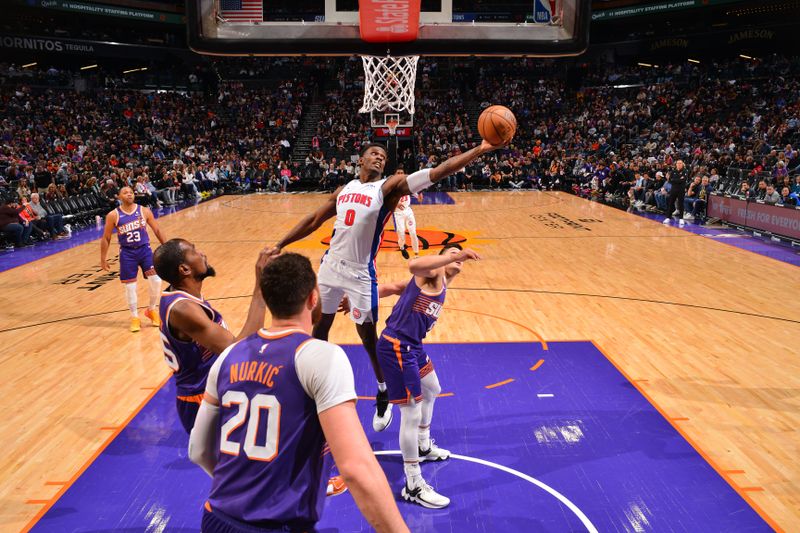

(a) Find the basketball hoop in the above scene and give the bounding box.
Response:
[360,55,419,116]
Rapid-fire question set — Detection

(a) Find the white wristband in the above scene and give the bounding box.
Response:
[406,169,434,194]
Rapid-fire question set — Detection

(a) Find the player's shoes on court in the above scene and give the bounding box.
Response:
[326,475,348,497]
[143,307,161,327]
[373,389,393,431]
[130,317,141,332]
[400,247,410,259]
[419,440,450,462]
[402,479,450,509]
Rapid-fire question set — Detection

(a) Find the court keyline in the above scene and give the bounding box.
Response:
[21,336,779,531]
[3,281,796,336]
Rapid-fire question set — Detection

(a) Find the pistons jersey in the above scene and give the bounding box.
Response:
[159,289,228,396]
[383,277,446,349]
[329,178,391,267]
[116,205,150,248]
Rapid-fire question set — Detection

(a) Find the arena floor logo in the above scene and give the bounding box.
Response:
[322,229,468,250]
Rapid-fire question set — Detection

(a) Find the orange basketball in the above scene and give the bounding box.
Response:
[478,105,517,145]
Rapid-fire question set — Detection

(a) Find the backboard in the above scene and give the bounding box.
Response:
[188,0,590,57]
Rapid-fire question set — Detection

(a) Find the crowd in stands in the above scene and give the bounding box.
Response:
[3,54,800,249]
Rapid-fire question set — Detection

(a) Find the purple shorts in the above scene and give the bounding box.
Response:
[119,245,155,283]
[376,333,434,405]
[176,396,201,434]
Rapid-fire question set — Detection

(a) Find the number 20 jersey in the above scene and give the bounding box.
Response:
[208,330,333,525]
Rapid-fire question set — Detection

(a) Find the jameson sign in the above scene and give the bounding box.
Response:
[592,0,744,21]
[18,0,184,24]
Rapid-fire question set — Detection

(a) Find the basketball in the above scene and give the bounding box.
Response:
[478,105,517,145]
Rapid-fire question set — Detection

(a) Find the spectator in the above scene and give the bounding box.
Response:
[780,187,797,206]
[0,199,34,248]
[763,185,781,205]
[28,193,69,240]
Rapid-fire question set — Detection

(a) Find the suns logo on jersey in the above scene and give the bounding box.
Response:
[412,295,442,318]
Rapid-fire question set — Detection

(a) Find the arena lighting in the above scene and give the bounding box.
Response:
[637,62,652,67]
[688,58,700,64]
[80,64,98,70]
[739,54,753,60]
[22,62,37,68]
[123,67,148,74]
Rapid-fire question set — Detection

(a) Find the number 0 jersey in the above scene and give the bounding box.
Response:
[159,289,228,397]
[329,178,390,268]
[115,204,150,248]
[204,329,356,526]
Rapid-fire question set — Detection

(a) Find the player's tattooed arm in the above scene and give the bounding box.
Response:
[275,185,343,251]
[144,207,167,244]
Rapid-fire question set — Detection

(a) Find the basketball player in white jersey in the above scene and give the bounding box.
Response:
[274,140,502,431]
[392,170,421,259]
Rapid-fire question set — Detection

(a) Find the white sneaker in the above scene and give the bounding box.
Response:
[662,218,671,225]
[678,219,686,226]
[402,479,450,509]
[419,440,450,462]
[672,210,680,216]
[683,213,694,220]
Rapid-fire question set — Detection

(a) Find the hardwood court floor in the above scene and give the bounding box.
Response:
[0,191,798,531]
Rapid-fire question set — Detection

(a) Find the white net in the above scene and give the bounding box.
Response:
[359,55,419,116]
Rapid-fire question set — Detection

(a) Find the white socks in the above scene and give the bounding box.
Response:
[147,275,162,308]
[125,282,138,317]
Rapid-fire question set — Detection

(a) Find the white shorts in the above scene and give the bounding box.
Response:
[317,252,378,325]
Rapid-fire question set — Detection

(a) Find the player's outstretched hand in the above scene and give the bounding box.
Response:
[480,138,509,153]
[256,246,280,278]
[101,260,111,271]
[457,249,482,262]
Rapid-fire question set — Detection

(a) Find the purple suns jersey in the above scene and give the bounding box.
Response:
[116,204,150,248]
[383,276,447,348]
[159,290,228,397]
[207,330,341,526]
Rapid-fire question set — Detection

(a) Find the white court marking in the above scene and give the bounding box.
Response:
[537,393,555,398]
[374,450,599,533]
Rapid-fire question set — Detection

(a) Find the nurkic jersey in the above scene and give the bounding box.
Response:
[329,178,391,267]
[382,277,446,349]
[159,289,228,396]
[208,331,335,526]
[116,204,150,248]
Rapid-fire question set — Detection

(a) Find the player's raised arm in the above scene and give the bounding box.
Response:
[383,140,502,198]
[378,279,410,297]
[99,210,118,271]
[275,186,342,251]
[409,248,481,278]
[143,207,167,244]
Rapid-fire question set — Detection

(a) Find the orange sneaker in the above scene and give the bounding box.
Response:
[144,308,161,327]
[326,475,347,497]
[130,317,141,332]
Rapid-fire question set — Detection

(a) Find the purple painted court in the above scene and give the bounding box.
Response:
[31,341,770,532]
